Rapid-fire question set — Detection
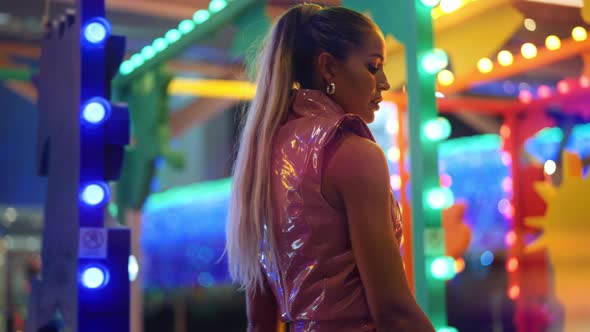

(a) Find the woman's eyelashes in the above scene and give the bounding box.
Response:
[367,64,381,74]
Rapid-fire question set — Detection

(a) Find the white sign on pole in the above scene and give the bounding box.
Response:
[79,227,108,258]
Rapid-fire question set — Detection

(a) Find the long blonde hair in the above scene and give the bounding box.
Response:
[226,4,377,291]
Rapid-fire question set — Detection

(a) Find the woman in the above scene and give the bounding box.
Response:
[226,4,435,332]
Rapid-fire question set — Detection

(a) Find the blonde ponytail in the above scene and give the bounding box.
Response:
[225,4,322,290]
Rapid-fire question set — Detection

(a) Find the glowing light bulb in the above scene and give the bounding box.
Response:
[497,50,513,66]
[390,175,402,191]
[480,251,494,266]
[130,54,144,67]
[421,48,448,74]
[557,80,570,94]
[503,204,514,219]
[387,147,401,162]
[502,177,513,192]
[544,160,557,175]
[209,0,227,13]
[437,327,459,332]
[440,173,452,188]
[507,257,519,272]
[518,90,533,104]
[477,57,493,73]
[193,9,210,24]
[505,231,516,246]
[545,35,561,50]
[425,187,454,209]
[524,18,536,31]
[520,43,537,59]
[508,285,520,299]
[537,85,552,99]
[501,151,512,165]
[423,117,452,141]
[141,45,156,60]
[83,18,111,44]
[153,38,168,51]
[430,256,456,280]
[81,183,109,206]
[440,0,462,13]
[165,29,181,43]
[437,69,455,86]
[579,75,590,88]
[454,258,465,273]
[500,124,511,138]
[129,255,139,282]
[119,60,134,75]
[81,266,108,289]
[82,98,110,125]
[498,198,511,214]
[386,120,399,134]
[572,26,587,42]
[178,19,195,34]
[420,0,441,7]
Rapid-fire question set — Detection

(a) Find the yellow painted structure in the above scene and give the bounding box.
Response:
[383,0,523,90]
[168,78,256,100]
[526,153,590,332]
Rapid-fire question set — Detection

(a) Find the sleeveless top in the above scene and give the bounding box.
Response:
[262,89,403,332]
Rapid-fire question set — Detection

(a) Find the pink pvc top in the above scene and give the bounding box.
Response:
[261,89,403,332]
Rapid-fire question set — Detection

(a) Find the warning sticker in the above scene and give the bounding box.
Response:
[79,228,108,258]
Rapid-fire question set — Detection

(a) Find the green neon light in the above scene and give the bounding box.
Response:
[119,61,134,75]
[209,0,228,13]
[420,48,448,74]
[193,10,210,24]
[424,117,451,142]
[115,0,257,81]
[141,45,156,60]
[425,187,454,210]
[130,54,144,67]
[108,203,118,219]
[430,256,456,280]
[165,29,182,43]
[436,327,459,332]
[153,38,168,52]
[179,19,196,34]
[144,177,232,212]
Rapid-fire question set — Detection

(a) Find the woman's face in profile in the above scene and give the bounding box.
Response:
[331,30,390,123]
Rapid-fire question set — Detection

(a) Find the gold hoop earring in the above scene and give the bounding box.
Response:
[326,82,336,95]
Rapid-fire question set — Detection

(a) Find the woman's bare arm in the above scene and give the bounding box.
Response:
[324,134,435,332]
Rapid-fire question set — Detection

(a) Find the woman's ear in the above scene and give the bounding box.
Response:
[317,51,338,83]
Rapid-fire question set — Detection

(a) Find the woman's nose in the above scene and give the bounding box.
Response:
[379,79,390,91]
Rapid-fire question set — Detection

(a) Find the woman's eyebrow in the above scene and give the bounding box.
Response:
[368,54,384,60]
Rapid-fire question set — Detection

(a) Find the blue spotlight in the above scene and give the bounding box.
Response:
[480,250,494,266]
[198,272,214,288]
[83,18,111,44]
[81,182,109,206]
[81,265,109,289]
[82,98,110,125]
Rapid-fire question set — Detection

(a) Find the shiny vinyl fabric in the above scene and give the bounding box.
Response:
[263,89,403,332]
